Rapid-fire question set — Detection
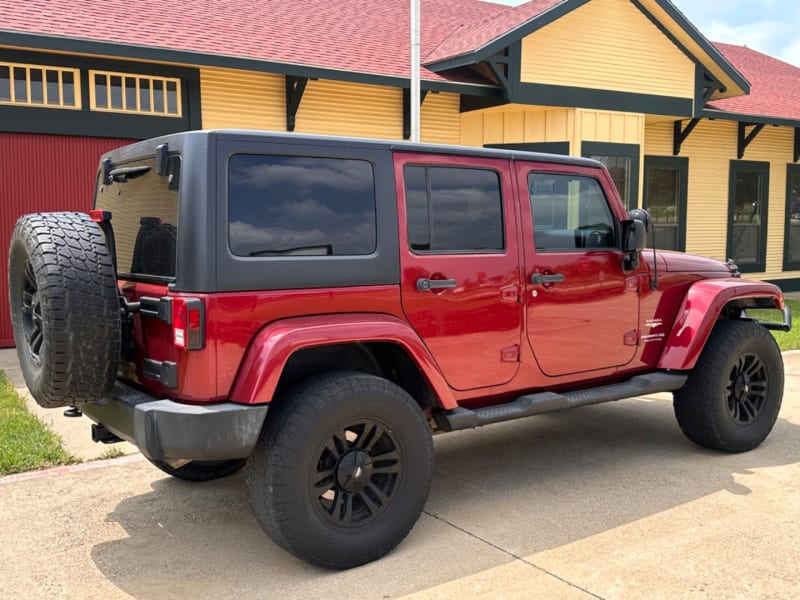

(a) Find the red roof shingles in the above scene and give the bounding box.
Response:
[2,0,797,123]
[709,43,800,121]
[0,0,509,82]
[425,0,567,65]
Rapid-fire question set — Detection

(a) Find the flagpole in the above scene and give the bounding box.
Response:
[410,0,421,142]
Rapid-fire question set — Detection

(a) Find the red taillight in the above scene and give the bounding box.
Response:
[172,298,205,350]
[89,209,112,222]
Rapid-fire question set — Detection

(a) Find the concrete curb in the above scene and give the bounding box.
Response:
[0,453,145,485]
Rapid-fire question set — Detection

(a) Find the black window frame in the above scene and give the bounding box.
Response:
[784,163,800,271]
[728,160,769,273]
[643,155,688,252]
[403,164,506,255]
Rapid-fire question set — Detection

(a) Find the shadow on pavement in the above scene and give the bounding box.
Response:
[90,396,800,599]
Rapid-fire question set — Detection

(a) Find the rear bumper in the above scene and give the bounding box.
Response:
[81,382,269,461]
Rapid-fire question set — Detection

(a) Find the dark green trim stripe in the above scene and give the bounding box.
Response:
[424,0,591,72]
[763,277,800,292]
[0,106,191,138]
[702,109,800,130]
[0,30,500,98]
[486,142,570,155]
[512,82,693,116]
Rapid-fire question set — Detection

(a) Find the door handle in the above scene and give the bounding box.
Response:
[530,273,565,285]
[416,278,457,291]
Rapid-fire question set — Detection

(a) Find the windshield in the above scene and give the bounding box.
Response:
[94,155,180,281]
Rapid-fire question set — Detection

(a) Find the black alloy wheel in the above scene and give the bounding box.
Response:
[20,259,44,365]
[311,419,401,527]
[726,353,768,425]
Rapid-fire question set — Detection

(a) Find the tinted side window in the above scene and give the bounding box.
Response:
[228,155,376,257]
[528,173,616,250]
[404,165,504,252]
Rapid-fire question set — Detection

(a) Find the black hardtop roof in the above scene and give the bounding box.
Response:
[102,129,604,169]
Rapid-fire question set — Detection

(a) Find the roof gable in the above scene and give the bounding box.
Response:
[425,0,749,101]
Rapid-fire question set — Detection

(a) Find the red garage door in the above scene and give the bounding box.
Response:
[0,133,131,347]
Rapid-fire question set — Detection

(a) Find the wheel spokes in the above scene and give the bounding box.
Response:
[727,353,769,425]
[312,418,402,527]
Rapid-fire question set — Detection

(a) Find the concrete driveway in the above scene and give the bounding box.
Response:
[1,353,799,599]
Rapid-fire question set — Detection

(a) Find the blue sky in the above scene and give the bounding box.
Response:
[490,0,800,66]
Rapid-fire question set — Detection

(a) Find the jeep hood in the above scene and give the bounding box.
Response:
[646,250,732,274]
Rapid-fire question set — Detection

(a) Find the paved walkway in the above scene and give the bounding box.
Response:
[0,351,798,598]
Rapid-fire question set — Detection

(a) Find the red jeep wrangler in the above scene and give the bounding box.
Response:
[8,131,792,569]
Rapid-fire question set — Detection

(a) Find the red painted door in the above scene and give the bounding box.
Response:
[395,153,523,391]
[516,161,639,377]
[0,133,130,347]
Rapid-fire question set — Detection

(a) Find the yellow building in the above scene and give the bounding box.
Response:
[1,0,799,342]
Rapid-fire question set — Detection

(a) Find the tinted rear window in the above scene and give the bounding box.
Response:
[228,155,377,257]
[94,156,180,280]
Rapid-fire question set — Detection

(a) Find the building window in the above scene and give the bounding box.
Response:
[404,166,504,252]
[0,62,80,108]
[728,160,769,273]
[644,156,688,251]
[785,164,800,270]
[582,142,640,210]
[90,70,181,117]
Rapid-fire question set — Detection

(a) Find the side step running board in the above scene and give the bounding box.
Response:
[433,372,687,432]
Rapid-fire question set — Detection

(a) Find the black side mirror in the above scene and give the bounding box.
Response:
[620,219,646,272]
[621,219,646,253]
[627,208,652,232]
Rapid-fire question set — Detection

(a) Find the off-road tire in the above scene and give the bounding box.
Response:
[8,212,120,407]
[148,458,247,481]
[247,371,434,569]
[674,320,783,453]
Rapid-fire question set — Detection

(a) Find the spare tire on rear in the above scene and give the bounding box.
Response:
[8,212,121,408]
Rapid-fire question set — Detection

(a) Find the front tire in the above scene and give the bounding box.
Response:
[246,372,434,569]
[674,320,783,453]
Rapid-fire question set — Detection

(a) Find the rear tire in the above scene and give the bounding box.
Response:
[8,213,120,407]
[246,372,433,569]
[148,459,246,482]
[674,320,783,453]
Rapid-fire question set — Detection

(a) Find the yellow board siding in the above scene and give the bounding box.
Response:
[644,120,797,279]
[636,0,746,101]
[460,105,575,147]
[577,110,644,145]
[200,67,284,130]
[295,79,401,139]
[421,92,460,144]
[520,0,694,101]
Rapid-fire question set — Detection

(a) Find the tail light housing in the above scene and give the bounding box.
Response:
[172,297,206,350]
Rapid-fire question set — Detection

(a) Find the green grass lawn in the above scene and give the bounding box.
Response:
[0,373,77,475]
[749,298,800,351]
